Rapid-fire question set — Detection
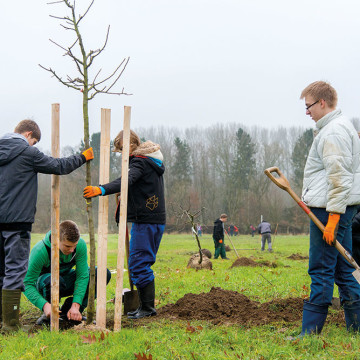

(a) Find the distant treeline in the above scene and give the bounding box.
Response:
[33,123,329,235]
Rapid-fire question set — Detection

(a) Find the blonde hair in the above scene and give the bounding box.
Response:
[113,129,141,153]
[300,81,338,108]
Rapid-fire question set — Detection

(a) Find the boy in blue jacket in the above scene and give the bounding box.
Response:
[0,119,93,331]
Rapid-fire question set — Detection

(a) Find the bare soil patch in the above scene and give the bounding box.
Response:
[287,253,309,260]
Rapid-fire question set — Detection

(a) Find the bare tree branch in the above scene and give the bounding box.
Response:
[87,25,110,66]
[39,64,82,91]
[77,0,94,25]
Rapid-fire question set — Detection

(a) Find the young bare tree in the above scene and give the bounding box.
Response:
[40,0,130,323]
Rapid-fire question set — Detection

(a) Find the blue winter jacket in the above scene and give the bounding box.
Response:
[0,133,86,229]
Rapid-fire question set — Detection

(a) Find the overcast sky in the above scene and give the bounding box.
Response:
[2,0,360,150]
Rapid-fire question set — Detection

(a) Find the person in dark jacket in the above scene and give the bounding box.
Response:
[258,220,272,252]
[0,119,94,331]
[83,129,165,320]
[213,214,229,259]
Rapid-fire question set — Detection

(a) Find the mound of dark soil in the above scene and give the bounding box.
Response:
[157,287,303,325]
[287,253,309,260]
[230,257,262,268]
[201,249,212,259]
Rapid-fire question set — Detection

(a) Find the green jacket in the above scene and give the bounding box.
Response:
[24,231,89,311]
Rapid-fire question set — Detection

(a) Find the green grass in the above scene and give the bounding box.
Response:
[1,233,360,360]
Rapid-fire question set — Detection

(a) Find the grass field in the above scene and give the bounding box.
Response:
[1,233,360,360]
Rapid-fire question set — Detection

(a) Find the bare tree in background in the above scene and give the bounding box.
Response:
[40,0,131,323]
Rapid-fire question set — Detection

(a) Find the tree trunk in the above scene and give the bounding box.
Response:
[83,79,96,324]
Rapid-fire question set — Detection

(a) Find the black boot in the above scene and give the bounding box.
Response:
[127,281,156,320]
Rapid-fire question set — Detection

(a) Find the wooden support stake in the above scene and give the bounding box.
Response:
[114,106,131,331]
[96,109,111,328]
[51,103,60,331]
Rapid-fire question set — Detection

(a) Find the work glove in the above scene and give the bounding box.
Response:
[219,239,223,244]
[83,186,104,199]
[82,147,94,161]
[323,213,340,246]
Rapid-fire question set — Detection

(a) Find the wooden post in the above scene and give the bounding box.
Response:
[96,109,111,328]
[51,103,60,331]
[114,106,131,331]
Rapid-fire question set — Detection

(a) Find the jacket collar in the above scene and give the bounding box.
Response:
[316,109,342,130]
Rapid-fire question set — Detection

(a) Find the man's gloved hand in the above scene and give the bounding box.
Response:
[82,147,94,161]
[83,186,102,199]
[323,213,340,246]
[219,239,223,243]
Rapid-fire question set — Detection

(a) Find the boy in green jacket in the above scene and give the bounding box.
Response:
[24,220,111,325]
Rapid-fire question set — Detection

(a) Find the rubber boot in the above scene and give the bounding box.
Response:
[127,280,156,320]
[300,301,328,336]
[343,299,360,332]
[127,296,142,317]
[2,289,21,332]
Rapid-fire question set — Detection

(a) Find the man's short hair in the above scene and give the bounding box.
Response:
[14,119,41,142]
[59,220,80,243]
[300,81,338,108]
[220,214,228,219]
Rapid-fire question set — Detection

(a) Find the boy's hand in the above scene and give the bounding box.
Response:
[82,147,94,161]
[43,302,52,317]
[323,213,340,246]
[83,186,102,199]
[67,302,82,321]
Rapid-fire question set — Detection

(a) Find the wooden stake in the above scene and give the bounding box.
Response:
[96,109,111,328]
[51,103,60,331]
[114,106,131,331]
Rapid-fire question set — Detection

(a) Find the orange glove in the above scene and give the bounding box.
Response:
[323,213,340,246]
[219,239,223,243]
[82,147,94,161]
[83,186,102,199]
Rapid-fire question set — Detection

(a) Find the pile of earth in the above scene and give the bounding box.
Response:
[157,287,303,326]
[156,287,345,327]
[230,257,277,268]
[287,253,309,260]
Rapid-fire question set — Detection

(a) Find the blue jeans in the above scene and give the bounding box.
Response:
[129,223,165,289]
[309,206,360,305]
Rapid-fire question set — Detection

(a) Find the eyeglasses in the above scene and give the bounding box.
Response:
[306,100,319,111]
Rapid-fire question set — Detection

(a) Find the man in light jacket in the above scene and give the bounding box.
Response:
[299,81,360,335]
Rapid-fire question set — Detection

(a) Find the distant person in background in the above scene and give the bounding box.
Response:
[213,214,229,260]
[0,119,93,332]
[250,225,256,237]
[234,225,239,236]
[258,220,272,252]
[197,224,202,237]
[229,224,235,236]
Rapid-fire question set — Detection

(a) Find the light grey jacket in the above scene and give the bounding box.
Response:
[301,109,360,214]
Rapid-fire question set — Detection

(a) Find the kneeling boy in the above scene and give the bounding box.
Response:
[24,220,111,325]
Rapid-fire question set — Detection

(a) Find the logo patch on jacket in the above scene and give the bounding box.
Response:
[146,195,158,210]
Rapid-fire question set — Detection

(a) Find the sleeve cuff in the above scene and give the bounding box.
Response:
[99,186,106,196]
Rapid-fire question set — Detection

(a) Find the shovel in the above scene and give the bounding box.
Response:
[264,166,360,285]
[123,226,139,314]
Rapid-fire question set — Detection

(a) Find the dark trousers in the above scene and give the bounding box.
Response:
[37,267,111,311]
[0,230,31,290]
[129,223,165,289]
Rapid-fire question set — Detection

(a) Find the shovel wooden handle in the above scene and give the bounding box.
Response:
[264,166,360,272]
